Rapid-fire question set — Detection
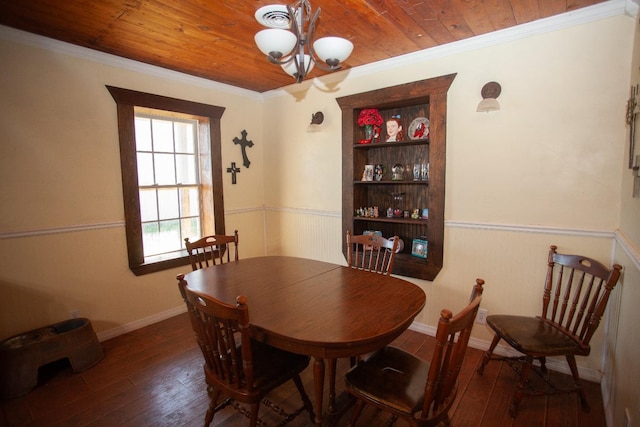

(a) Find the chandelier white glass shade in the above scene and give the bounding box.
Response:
[254,1,354,83]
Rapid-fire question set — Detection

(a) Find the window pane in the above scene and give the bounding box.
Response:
[137,152,154,185]
[176,154,197,184]
[154,153,176,185]
[181,217,201,241]
[135,117,152,151]
[157,188,179,220]
[142,220,181,256]
[152,119,174,152]
[179,187,200,217]
[139,189,158,222]
[142,222,159,256]
[174,121,195,153]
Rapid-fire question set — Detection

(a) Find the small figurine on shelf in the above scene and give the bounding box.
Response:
[386,115,405,142]
[374,164,384,181]
[391,164,405,181]
[361,164,374,181]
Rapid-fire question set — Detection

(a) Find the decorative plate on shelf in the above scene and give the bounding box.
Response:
[408,117,429,140]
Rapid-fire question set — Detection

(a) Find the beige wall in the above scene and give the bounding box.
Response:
[0,33,266,339]
[606,6,640,427]
[0,4,638,425]
[262,12,632,368]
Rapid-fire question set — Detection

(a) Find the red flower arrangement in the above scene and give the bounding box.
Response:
[357,108,383,127]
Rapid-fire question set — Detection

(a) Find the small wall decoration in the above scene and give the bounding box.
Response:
[226,162,241,184]
[233,130,254,168]
[625,84,639,197]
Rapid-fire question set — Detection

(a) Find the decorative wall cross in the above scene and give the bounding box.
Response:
[633,155,640,198]
[233,130,254,168]
[626,84,638,169]
[626,84,639,197]
[226,162,240,184]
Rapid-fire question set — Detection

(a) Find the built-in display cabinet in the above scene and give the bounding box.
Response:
[337,74,456,280]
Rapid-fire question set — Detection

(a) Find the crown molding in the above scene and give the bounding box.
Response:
[263,0,629,98]
[0,0,632,100]
[0,24,263,101]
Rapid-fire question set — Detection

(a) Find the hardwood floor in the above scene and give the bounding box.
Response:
[0,313,606,427]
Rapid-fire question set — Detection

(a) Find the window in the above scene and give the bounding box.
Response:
[107,86,226,275]
[135,111,202,258]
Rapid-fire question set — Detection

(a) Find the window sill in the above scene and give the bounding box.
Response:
[130,254,191,276]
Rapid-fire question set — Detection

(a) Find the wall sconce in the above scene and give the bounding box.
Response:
[310,111,324,125]
[477,82,501,112]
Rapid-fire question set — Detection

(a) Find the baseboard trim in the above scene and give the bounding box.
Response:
[96,305,187,342]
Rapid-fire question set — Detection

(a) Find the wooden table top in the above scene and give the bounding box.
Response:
[182,256,426,359]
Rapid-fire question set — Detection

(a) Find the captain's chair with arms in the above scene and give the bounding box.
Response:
[476,245,622,417]
[184,230,239,271]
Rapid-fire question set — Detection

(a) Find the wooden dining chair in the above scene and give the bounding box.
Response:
[346,230,399,275]
[476,245,622,417]
[184,230,239,271]
[176,274,315,427]
[344,278,485,427]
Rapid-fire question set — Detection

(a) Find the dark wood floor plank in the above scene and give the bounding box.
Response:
[0,313,607,427]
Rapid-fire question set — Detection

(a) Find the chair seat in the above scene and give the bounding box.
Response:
[250,340,310,389]
[486,315,585,356]
[205,340,310,398]
[345,346,430,414]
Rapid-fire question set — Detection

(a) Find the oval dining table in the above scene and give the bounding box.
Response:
[179,256,426,426]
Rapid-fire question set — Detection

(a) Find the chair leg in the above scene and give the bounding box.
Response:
[204,387,221,426]
[539,356,548,375]
[566,355,590,412]
[510,355,533,418]
[346,399,367,427]
[477,333,501,375]
[292,374,315,421]
[248,402,260,427]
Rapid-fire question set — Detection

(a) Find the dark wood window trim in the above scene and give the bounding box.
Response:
[107,86,226,276]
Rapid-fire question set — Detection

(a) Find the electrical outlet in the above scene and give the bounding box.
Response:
[69,309,80,319]
[475,308,488,325]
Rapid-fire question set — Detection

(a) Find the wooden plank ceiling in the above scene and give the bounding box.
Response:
[0,0,606,93]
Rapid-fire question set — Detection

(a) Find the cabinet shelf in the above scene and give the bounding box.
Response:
[354,216,428,225]
[354,181,428,185]
[354,140,430,149]
[338,73,456,281]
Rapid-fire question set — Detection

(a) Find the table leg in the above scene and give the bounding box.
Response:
[313,356,325,426]
[328,358,337,414]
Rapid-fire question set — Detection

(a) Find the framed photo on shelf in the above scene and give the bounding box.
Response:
[411,239,428,259]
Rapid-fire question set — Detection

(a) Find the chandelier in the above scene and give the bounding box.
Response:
[254,1,354,83]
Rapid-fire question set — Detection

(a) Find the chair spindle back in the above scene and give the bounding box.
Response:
[541,245,622,349]
[346,231,399,275]
[185,230,239,271]
[422,278,484,419]
[178,276,253,391]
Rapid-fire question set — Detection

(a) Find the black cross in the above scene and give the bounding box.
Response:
[226,162,240,185]
[233,130,254,168]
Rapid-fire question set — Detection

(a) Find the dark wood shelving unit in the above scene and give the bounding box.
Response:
[337,74,456,281]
